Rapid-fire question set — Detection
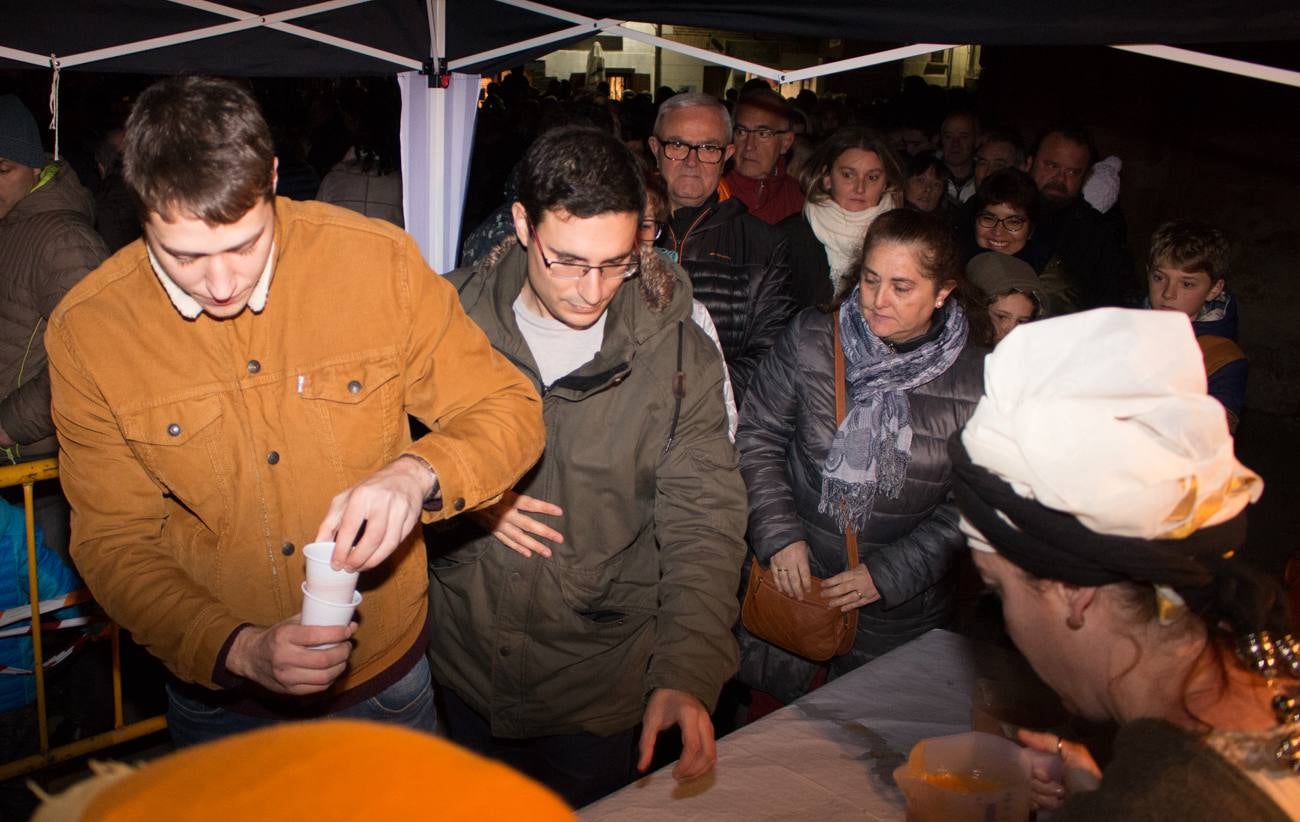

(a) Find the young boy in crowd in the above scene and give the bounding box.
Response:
[1146,220,1247,431]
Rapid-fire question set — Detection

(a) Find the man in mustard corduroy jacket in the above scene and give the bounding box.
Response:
[46,76,544,746]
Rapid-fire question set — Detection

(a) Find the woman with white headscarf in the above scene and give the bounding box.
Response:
[953,308,1297,819]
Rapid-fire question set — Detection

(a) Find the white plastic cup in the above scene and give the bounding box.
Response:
[303,541,359,605]
[300,582,362,650]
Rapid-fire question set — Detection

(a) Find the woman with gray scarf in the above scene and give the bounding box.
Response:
[736,209,987,705]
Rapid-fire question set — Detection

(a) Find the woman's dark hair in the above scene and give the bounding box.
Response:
[639,167,674,313]
[1023,556,1294,731]
[860,208,962,285]
[836,209,995,346]
[642,169,669,224]
[972,168,1041,225]
[800,127,903,206]
[903,151,946,183]
[517,126,644,226]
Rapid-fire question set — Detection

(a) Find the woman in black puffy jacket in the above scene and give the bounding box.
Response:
[736,209,988,704]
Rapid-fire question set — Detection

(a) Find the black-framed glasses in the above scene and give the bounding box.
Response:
[976,211,1029,233]
[655,138,726,164]
[527,222,640,281]
[733,124,789,141]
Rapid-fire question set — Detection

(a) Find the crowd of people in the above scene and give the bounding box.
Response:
[1,65,1294,820]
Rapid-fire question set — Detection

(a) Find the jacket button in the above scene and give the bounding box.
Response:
[281,542,295,556]
[347,380,362,394]
[247,359,261,374]
[498,647,510,657]
[266,450,280,465]
[167,423,181,437]
[452,497,465,512]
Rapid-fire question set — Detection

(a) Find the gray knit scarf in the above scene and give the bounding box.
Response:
[819,286,969,532]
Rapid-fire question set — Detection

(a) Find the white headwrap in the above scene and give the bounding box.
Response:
[961,308,1262,540]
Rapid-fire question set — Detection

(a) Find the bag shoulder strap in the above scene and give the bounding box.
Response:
[832,309,861,571]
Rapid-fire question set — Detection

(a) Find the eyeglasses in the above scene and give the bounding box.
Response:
[655,138,726,164]
[733,124,789,142]
[976,212,1029,233]
[528,222,640,281]
[639,220,663,242]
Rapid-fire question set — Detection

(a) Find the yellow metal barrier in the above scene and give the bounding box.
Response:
[0,458,167,782]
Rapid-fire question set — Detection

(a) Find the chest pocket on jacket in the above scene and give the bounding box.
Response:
[120,395,230,523]
[298,356,402,474]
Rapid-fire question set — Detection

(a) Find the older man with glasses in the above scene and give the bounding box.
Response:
[723,88,804,225]
[649,92,795,404]
[434,125,747,808]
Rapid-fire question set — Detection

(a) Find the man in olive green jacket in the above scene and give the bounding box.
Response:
[429,126,747,808]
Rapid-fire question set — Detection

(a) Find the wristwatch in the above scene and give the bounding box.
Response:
[400,453,442,512]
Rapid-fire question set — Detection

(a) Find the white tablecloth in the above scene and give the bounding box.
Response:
[581,629,1020,822]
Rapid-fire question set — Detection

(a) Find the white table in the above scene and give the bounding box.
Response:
[581,629,1022,821]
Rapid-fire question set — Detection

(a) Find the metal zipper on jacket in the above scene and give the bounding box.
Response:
[666,205,714,259]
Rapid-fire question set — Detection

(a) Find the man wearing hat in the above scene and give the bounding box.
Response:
[1,94,107,553]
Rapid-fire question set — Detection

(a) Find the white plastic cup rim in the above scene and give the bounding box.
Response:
[303,542,358,577]
[303,541,359,604]
[301,581,362,613]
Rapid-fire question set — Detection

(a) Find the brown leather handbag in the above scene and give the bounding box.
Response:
[741,311,861,662]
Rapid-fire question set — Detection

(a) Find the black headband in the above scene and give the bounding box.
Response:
[949,434,1247,591]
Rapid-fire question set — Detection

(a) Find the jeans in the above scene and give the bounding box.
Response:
[166,655,437,749]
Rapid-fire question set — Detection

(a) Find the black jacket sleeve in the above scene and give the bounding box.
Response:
[728,237,796,404]
[737,311,808,563]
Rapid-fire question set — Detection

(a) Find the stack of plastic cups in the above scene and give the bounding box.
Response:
[302,542,362,649]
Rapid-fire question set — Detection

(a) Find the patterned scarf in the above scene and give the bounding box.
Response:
[819,286,969,532]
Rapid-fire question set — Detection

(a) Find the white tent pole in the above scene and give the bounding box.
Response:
[427,0,449,269]
[779,44,957,83]
[1112,44,1300,89]
[400,69,480,273]
[402,0,479,273]
[608,25,784,81]
[428,0,443,57]
[0,46,50,68]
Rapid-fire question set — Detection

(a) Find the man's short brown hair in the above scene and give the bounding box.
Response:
[123,76,274,224]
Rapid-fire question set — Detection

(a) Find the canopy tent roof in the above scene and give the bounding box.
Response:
[5,0,1296,274]
[3,0,1299,78]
